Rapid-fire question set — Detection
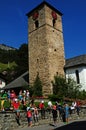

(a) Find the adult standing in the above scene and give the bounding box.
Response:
[12,98,21,126]
[52,105,57,126]
[39,100,45,119]
[64,103,69,123]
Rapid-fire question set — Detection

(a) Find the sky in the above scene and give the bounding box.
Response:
[0,0,86,59]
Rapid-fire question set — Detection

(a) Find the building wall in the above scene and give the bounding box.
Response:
[65,66,86,90]
[0,78,6,89]
[28,3,65,96]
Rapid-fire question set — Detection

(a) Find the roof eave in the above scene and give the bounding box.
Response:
[26,1,63,17]
[64,63,86,69]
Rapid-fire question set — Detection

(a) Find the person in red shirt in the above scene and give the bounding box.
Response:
[12,98,20,125]
[39,101,44,109]
[76,100,80,116]
[27,107,32,127]
[39,100,45,119]
[13,99,20,110]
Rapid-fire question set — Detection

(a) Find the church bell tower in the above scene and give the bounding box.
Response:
[26,1,65,96]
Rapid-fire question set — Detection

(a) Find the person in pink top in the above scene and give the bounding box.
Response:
[10,90,16,101]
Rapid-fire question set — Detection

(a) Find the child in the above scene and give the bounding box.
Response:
[27,107,32,127]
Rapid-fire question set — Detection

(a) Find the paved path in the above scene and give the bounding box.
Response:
[15,123,65,130]
[15,118,86,130]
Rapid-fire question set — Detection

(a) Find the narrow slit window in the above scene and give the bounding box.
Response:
[52,19,56,27]
[75,70,80,84]
[35,20,39,28]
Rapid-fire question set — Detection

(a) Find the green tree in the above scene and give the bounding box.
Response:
[15,44,28,67]
[33,73,43,96]
[76,89,86,100]
[52,74,82,100]
[15,43,28,76]
[0,49,17,64]
[52,75,68,100]
[67,78,81,99]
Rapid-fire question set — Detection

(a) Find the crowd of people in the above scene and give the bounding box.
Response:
[25,100,81,127]
[0,89,81,127]
[0,89,30,126]
[0,89,30,110]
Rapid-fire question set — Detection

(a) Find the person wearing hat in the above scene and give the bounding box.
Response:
[39,100,45,119]
[48,101,52,114]
[12,98,20,125]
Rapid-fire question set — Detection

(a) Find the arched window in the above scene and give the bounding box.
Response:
[75,70,80,84]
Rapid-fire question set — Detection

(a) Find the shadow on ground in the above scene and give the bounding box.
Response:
[55,121,86,130]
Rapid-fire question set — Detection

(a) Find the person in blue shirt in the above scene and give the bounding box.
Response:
[64,103,69,123]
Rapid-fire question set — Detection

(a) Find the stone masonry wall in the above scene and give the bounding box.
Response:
[0,107,86,130]
[28,3,65,96]
[0,111,27,130]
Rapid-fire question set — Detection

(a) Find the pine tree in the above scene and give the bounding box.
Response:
[33,73,43,96]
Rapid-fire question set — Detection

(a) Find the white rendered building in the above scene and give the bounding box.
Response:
[65,54,86,90]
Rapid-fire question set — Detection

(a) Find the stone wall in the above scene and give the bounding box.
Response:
[0,111,27,130]
[0,107,86,130]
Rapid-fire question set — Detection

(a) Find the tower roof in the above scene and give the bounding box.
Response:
[26,1,63,17]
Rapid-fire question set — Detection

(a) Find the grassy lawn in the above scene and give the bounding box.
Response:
[0,62,17,72]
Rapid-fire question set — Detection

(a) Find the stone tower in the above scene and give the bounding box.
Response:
[26,1,65,96]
